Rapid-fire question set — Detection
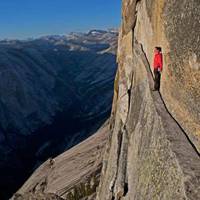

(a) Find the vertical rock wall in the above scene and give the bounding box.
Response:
[96,0,200,199]
[135,0,200,153]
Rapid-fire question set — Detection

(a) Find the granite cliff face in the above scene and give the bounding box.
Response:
[96,0,200,199]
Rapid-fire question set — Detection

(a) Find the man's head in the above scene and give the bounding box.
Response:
[154,47,162,53]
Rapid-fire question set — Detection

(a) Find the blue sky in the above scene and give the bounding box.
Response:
[0,0,121,39]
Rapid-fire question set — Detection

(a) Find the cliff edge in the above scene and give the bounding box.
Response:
[96,0,200,199]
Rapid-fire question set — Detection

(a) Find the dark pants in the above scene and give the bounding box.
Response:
[154,69,161,90]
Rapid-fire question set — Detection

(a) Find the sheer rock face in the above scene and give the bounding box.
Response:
[96,0,200,200]
[11,122,109,200]
[135,0,200,153]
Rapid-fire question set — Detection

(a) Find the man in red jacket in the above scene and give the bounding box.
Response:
[153,47,163,91]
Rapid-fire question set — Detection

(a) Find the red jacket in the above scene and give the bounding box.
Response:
[153,52,163,71]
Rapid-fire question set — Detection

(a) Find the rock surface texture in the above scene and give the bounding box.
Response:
[11,122,109,200]
[96,0,200,200]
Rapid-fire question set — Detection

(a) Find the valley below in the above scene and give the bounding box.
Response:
[0,29,118,199]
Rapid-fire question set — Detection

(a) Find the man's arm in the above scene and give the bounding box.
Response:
[158,54,163,71]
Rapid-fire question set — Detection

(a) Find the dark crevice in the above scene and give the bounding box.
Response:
[124,182,129,196]
[122,126,129,198]
[110,122,124,196]
[115,127,123,178]
[127,88,131,111]
[127,69,134,118]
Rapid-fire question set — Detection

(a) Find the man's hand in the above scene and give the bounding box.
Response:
[158,68,162,72]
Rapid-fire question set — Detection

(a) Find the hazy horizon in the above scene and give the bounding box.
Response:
[0,27,119,41]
